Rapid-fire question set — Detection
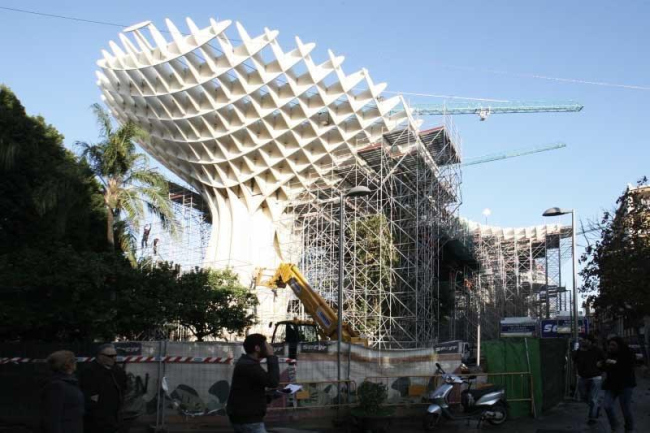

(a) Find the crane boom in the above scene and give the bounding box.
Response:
[255,263,363,343]
[412,100,583,118]
[460,142,567,167]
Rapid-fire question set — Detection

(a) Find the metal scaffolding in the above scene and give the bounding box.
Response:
[138,181,212,271]
[136,129,575,352]
[542,232,573,315]
[277,118,464,348]
[453,222,573,344]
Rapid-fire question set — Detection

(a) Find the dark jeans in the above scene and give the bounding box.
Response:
[578,376,602,420]
[603,387,634,431]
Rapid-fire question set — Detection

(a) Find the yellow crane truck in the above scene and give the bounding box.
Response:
[255,263,367,358]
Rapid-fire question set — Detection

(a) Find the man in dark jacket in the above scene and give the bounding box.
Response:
[40,350,84,433]
[599,336,636,432]
[572,334,606,424]
[79,344,127,433]
[227,334,280,433]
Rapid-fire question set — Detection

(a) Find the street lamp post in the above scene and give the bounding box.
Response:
[338,185,372,407]
[542,207,579,343]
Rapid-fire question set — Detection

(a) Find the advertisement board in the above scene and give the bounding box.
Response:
[540,318,589,338]
[434,340,463,355]
[114,342,142,356]
[500,321,537,337]
[299,342,329,353]
[271,343,286,356]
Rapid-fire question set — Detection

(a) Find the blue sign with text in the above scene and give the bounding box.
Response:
[541,318,589,338]
[500,323,537,337]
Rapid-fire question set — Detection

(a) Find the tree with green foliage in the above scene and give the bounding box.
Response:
[347,214,399,333]
[0,87,257,343]
[113,261,181,340]
[77,104,178,263]
[0,245,131,341]
[175,268,258,341]
[0,245,257,341]
[580,177,650,318]
[0,86,107,254]
[0,85,116,341]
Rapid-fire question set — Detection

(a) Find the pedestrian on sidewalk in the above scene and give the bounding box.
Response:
[227,333,280,433]
[40,350,85,433]
[573,334,606,425]
[599,336,636,432]
[79,344,127,433]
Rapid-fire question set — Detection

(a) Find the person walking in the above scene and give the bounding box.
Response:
[227,334,280,433]
[572,334,606,425]
[79,344,127,433]
[40,350,84,433]
[599,336,636,432]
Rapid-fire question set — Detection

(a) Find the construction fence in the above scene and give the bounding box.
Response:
[0,340,473,430]
[481,337,569,417]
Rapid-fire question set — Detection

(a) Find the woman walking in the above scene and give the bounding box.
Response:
[40,350,84,433]
[599,336,636,432]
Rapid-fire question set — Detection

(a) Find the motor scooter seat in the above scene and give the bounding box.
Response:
[468,385,503,400]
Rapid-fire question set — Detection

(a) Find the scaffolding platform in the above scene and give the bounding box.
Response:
[279,121,464,349]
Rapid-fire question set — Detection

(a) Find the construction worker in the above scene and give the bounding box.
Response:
[141,224,151,249]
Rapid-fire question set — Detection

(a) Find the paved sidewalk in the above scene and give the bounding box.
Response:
[271,375,648,432]
[501,371,650,433]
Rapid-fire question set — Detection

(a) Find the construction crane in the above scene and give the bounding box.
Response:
[460,142,567,167]
[255,263,368,358]
[412,101,583,121]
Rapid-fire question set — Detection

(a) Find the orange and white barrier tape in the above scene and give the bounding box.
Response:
[0,356,296,364]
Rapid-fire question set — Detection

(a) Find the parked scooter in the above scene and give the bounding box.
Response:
[423,363,507,430]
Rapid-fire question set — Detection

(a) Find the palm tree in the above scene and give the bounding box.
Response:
[77,103,178,263]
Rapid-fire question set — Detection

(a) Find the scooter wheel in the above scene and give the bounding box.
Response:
[487,402,508,425]
[422,413,440,431]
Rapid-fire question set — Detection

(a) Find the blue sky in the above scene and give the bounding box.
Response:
[1,0,648,232]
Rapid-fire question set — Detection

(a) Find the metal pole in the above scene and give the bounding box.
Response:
[558,235,563,312]
[337,192,344,408]
[155,340,163,429]
[476,298,482,367]
[160,340,167,429]
[571,210,579,343]
[545,250,550,319]
[524,338,537,418]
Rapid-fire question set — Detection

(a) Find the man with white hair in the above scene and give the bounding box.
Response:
[79,344,127,433]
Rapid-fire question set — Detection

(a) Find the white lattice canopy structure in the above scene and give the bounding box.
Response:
[464,221,570,242]
[96,17,419,274]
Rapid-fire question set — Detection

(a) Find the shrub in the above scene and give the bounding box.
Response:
[357,381,388,415]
